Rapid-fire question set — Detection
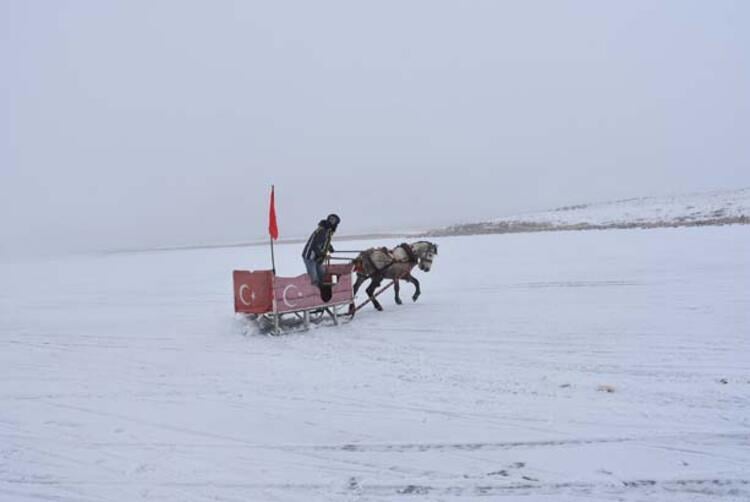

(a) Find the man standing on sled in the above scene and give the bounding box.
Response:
[302,214,340,292]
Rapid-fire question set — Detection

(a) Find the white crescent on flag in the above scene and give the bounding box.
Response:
[282,284,301,307]
[238,284,257,306]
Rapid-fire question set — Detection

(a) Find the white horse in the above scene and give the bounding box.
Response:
[352,241,438,311]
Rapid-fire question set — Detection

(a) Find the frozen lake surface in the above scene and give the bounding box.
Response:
[1,226,749,501]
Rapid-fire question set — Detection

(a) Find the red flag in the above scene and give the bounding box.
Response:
[268,185,279,240]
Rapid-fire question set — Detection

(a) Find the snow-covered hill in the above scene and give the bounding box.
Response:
[2,226,749,501]
[428,188,750,236]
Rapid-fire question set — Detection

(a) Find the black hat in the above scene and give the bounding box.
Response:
[327,214,341,225]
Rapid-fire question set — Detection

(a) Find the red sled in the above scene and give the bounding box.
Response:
[233,263,355,334]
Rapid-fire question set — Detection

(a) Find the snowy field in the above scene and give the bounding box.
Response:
[1,226,749,501]
[434,188,750,236]
[493,188,750,227]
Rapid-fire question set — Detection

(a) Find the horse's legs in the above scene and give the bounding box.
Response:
[393,279,403,305]
[353,273,367,296]
[366,275,384,311]
[405,274,421,302]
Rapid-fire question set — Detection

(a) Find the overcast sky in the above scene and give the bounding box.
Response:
[3,0,749,257]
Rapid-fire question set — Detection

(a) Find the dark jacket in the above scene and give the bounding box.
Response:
[302,220,335,262]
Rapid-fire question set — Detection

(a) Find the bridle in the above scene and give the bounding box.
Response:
[412,241,437,271]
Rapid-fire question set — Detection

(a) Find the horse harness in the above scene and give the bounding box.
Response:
[365,243,418,275]
[399,243,418,263]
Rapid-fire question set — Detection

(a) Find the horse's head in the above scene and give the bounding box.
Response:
[412,241,438,272]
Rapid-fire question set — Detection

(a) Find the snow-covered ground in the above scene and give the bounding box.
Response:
[499,188,750,225]
[431,188,750,236]
[1,226,749,501]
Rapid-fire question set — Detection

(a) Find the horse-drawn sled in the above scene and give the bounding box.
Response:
[232,241,438,335]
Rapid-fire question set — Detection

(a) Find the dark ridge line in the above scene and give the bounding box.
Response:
[423,216,750,238]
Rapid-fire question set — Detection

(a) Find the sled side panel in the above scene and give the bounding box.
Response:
[233,270,274,314]
[274,272,353,314]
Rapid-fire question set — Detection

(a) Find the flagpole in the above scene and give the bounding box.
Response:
[269,184,276,274]
[269,185,279,334]
[270,235,276,275]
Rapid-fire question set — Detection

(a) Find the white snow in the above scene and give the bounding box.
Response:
[494,187,750,227]
[1,226,749,501]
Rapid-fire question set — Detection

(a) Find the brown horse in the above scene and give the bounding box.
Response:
[352,241,438,311]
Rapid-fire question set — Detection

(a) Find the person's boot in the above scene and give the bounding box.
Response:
[319,283,333,302]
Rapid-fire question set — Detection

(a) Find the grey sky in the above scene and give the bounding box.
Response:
[3,0,749,257]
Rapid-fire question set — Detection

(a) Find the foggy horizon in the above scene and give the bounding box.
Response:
[3,1,749,258]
